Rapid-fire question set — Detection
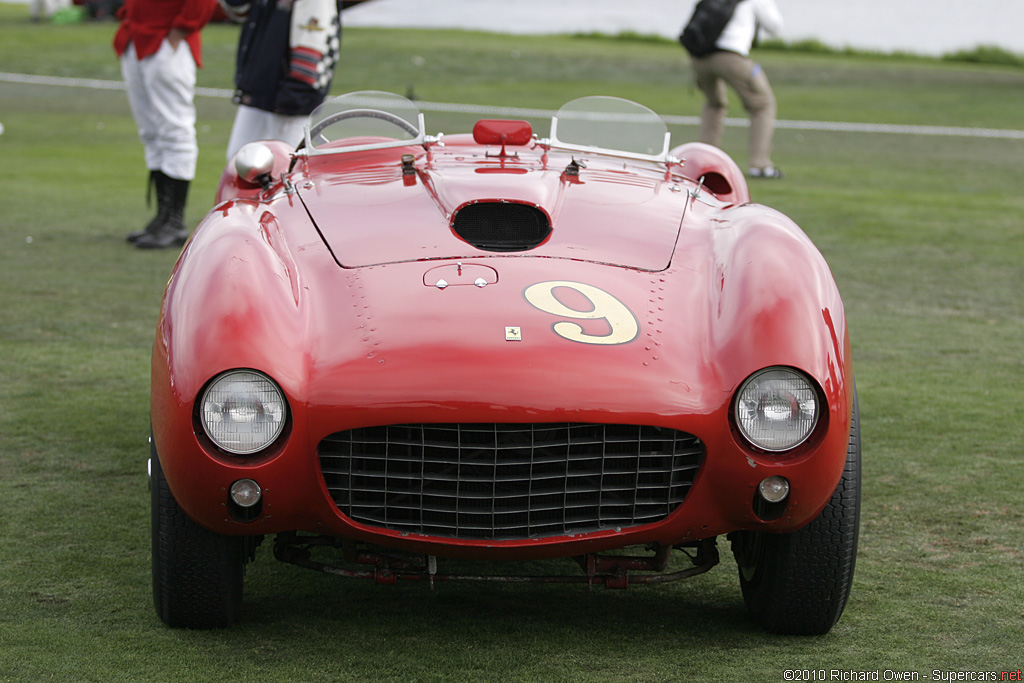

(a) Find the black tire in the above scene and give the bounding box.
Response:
[151,438,246,628]
[730,390,861,635]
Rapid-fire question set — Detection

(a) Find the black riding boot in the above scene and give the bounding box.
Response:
[125,170,164,243]
[135,174,191,250]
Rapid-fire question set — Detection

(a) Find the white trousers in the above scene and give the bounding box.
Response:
[31,0,70,19]
[226,105,307,160]
[120,40,198,181]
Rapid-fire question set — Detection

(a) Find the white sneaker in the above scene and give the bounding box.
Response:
[749,166,783,179]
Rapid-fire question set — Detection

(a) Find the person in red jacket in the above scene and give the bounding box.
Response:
[114,0,216,249]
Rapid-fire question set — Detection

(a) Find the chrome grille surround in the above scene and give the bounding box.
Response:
[318,423,704,541]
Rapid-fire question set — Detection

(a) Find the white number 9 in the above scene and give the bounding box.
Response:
[524,281,639,345]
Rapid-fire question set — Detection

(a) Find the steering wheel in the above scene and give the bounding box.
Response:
[308,108,420,145]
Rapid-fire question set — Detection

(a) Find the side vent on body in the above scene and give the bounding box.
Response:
[451,202,551,252]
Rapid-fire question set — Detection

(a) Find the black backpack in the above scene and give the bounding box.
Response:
[679,0,744,57]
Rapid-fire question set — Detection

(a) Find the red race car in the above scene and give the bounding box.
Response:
[150,92,859,634]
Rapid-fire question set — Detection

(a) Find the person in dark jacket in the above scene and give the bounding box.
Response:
[220,0,343,160]
[115,0,217,248]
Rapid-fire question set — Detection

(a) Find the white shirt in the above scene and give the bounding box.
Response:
[715,0,784,56]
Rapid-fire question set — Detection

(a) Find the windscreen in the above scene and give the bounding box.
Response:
[306,91,423,152]
[550,96,669,158]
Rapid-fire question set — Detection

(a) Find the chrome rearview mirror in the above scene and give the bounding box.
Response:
[235,142,276,186]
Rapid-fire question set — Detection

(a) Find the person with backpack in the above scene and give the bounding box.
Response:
[680,0,785,178]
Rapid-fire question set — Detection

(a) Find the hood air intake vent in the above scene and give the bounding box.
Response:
[451,202,551,252]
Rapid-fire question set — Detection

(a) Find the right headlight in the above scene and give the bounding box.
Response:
[734,367,819,452]
[199,369,287,455]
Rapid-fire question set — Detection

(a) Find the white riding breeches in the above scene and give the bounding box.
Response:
[121,40,199,181]
[226,104,307,161]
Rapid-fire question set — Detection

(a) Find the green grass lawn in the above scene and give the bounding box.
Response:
[1,4,1022,681]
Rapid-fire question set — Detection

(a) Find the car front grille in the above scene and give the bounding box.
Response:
[318,423,704,541]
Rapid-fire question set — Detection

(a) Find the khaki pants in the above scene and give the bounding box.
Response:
[692,51,777,169]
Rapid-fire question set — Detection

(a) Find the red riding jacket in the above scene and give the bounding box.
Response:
[113,0,217,67]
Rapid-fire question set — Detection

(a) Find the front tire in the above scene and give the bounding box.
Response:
[151,439,246,628]
[731,390,861,635]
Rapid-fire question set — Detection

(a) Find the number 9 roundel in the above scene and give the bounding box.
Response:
[523,281,639,345]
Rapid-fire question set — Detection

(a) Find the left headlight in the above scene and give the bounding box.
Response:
[199,370,287,455]
[734,367,820,453]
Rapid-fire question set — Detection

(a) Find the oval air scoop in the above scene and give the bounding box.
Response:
[450,202,552,252]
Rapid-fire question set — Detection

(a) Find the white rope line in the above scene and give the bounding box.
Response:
[3,71,1023,140]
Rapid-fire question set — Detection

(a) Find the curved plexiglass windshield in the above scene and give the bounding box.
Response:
[549,96,671,161]
[305,90,424,154]
[302,92,671,162]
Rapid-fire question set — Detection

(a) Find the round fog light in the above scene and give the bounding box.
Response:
[758,476,790,504]
[230,479,262,508]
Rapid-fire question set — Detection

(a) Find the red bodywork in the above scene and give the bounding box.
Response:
[152,125,852,564]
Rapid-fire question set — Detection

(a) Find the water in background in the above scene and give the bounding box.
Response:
[344,0,1022,57]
